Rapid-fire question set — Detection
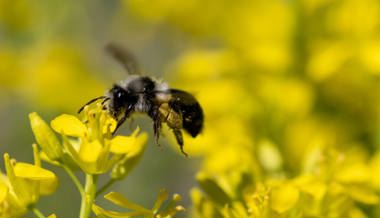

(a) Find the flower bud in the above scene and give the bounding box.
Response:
[29,112,63,161]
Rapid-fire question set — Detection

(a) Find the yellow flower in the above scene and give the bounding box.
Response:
[191,145,380,218]
[50,105,148,175]
[93,189,185,218]
[270,183,300,213]
[111,130,148,180]
[0,145,58,217]
[0,177,26,218]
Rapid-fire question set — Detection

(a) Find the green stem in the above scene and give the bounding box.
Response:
[80,174,98,218]
[62,165,85,196]
[31,207,47,218]
[96,178,117,197]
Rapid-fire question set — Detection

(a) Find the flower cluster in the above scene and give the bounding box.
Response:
[191,146,380,218]
[122,0,380,217]
[3,0,380,217]
[0,104,184,218]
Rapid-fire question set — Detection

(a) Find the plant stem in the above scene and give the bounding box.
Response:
[62,165,85,196]
[79,174,98,218]
[31,207,47,218]
[96,178,117,197]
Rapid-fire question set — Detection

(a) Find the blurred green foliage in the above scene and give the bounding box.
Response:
[1,0,380,217]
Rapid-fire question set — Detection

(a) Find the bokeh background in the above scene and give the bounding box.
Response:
[1,0,380,217]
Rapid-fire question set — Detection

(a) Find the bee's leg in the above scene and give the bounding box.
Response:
[153,119,162,146]
[172,129,187,157]
[148,106,161,145]
[113,116,127,135]
[113,106,133,135]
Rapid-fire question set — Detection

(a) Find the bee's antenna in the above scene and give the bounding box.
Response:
[101,97,110,110]
[78,96,108,113]
[105,43,141,75]
[101,97,110,105]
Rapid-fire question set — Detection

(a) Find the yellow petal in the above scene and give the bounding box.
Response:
[48,214,57,218]
[78,140,102,163]
[0,182,8,203]
[271,184,299,213]
[111,133,148,179]
[14,163,58,195]
[294,175,326,200]
[51,114,87,137]
[110,133,148,154]
[109,136,136,154]
[337,164,370,183]
[127,133,148,157]
[14,163,56,181]
[39,178,59,195]
[346,185,379,204]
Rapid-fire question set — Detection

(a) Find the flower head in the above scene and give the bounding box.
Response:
[49,105,148,175]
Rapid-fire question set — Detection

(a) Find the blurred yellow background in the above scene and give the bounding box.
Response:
[1,0,380,217]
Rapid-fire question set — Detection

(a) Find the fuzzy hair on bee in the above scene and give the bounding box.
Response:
[78,44,204,156]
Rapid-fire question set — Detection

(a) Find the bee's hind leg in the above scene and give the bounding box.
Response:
[153,118,162,146]
[172,129,187,157]
[149,106,162,146]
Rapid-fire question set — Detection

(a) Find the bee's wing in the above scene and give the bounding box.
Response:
[167,89,204,137]
[106,43,141,75]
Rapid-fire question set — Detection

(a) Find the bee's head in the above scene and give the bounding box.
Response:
[107,85,138,119]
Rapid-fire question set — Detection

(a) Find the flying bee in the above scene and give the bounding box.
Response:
[78,44,204,156]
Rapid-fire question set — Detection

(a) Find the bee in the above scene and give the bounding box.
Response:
[78,44,204,156]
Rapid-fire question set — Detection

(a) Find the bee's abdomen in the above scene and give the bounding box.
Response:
[168,89,204,137]
[181,102,203,137]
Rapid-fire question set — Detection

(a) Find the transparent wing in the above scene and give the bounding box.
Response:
[105,43,141,75]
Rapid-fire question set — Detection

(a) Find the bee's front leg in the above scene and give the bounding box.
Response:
[113,105,134,135]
